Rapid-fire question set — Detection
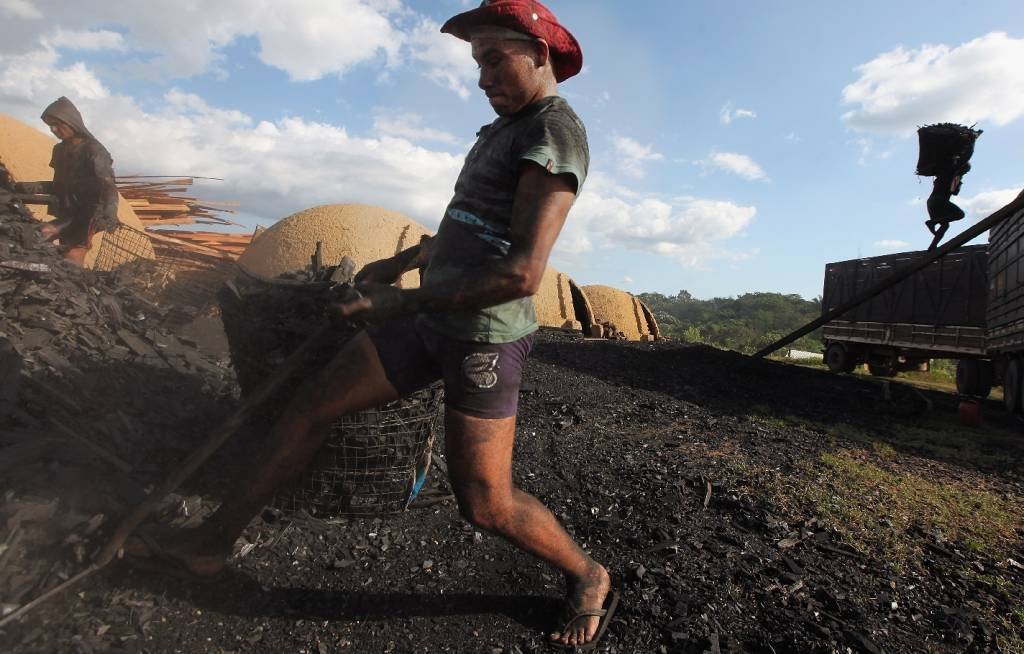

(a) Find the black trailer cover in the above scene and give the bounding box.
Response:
[822,246,987,327]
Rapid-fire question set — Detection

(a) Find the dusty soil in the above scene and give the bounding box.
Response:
[2,189,1024,653]
[3,329,1023,653]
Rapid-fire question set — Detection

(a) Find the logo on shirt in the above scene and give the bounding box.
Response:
[462,352,500,389]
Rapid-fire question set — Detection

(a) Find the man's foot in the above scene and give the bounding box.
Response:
[549,563,613,648]
[122,526,230,581]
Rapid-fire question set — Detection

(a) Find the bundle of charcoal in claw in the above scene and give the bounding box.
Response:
[916,123,983,176]
[219,248,442,517]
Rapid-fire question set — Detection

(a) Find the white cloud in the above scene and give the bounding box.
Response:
[847,137,893,166]
[959,185,1024,218]
[373,111,460,145]
[842,32,1024,135]
[559,172,758,269]
[612,136,663,179]
[406,18,476,100]
[250,2,404,82]
[0,1,406,82]
[623,276,634,284]
[0,49,464,229]
[45,28,125,52]
[707,151,768,181]
[874,240,911,251]
[720,102,757,125]
[0,48,107,106]
[0,0,41,19]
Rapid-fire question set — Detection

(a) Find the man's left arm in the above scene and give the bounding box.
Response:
[337,163,576,320]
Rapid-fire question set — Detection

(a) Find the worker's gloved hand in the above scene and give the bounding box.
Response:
[354,256,405,285]
[331,282,405,323]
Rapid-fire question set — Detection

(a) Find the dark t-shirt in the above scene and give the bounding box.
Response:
[419,96,589,343]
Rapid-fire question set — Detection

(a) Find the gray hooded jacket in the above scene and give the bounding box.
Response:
[39,96,119,245]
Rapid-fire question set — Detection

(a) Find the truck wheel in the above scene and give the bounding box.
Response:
[825,343,854,373]
[957,359,980,396]
[1004,358,1022,414]
[977,360,994,399]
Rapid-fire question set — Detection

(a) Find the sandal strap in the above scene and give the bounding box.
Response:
[559,608,608,630]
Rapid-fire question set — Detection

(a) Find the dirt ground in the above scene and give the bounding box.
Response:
[2,325,1023,653]
[2,192,1023,654]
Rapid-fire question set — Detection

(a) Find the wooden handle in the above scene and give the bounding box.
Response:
[94,323,332,566]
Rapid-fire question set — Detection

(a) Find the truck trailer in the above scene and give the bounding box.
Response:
[821,204,1024,412]
[821,245,988,375]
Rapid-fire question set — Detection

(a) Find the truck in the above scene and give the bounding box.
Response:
[821,245,988,373]
[821,203,1024,412]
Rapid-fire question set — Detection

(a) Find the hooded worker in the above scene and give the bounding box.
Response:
[15,97,120,266]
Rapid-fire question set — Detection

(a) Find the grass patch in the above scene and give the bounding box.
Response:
[870,440,897,461]
[797,449,1022,563]
[878,418,1023,471]
[811,415,1024,473]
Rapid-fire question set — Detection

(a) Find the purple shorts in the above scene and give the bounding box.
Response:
[367,317,535,420]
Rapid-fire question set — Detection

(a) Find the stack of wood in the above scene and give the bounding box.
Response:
[148,229,256,261]
[116,176,239,228]
[115,176,256,261]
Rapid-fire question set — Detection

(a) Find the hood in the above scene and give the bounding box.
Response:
[41,96,96,142]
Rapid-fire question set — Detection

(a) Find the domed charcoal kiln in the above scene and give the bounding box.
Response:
[218,267,442,517]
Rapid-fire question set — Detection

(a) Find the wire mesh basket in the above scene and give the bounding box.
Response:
[275,384,443,516]
[93,224,237,311]
[91,223,156,271]
[218,273,444,517]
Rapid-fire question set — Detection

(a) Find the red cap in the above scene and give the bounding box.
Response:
[441,0,583,83]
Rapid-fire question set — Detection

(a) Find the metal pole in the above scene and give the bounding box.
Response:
[751,192,1024,360]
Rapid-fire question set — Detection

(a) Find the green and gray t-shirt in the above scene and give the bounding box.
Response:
[419,95,589,343]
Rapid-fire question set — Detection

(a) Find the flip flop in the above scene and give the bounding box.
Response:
[121,529,225,585]
[550,590,620,651]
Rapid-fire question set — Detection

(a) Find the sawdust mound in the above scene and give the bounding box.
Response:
[532,267,597,333]
[582,284,661,341]
[0,112,153,268]
[238,204,432,288]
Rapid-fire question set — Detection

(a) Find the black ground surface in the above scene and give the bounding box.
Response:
[2,189,1023,654]
[4,327,1024,654]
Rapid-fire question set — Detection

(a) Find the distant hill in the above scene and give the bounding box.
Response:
[638,290,822,355]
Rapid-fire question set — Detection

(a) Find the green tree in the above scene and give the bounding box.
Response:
[637,290,822,355]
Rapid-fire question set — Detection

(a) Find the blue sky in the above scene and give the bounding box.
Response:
[1,0,1021,300]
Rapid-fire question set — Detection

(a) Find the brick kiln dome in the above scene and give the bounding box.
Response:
[531,267,597,334]
[581,284,661,341]
[0,112,153,268]
[237,204,433,288]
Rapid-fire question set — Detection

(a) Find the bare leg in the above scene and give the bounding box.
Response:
[928,222,949,251]
[124,331,400,574]
[444,408,611,648]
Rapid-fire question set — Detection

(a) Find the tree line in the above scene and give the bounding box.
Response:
[638,290,823,355]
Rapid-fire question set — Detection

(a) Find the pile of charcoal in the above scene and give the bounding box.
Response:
[0,180,238,626]
[0,190,233,398]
